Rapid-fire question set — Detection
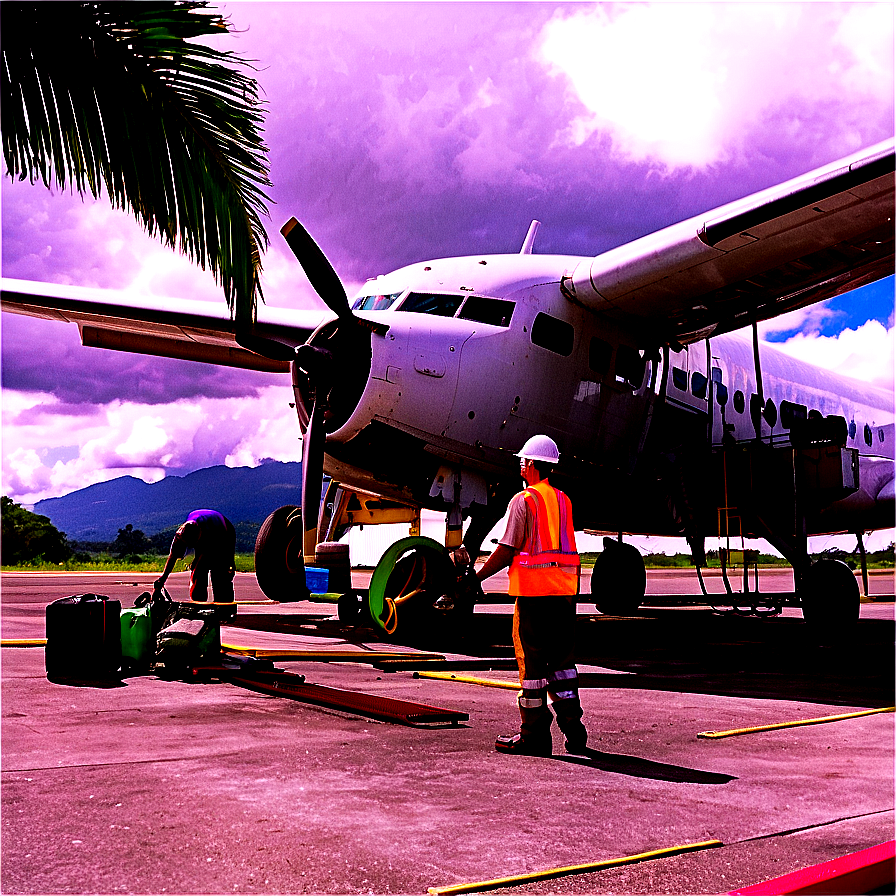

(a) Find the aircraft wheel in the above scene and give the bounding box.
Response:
[367,536,453,635]
[800,557,859,639]
[254,505,309,602]
[591,538,646,616]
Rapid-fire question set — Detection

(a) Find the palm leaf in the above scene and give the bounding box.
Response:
[1,1,272,323]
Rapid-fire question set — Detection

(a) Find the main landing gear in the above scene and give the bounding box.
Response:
[589,537,646,617]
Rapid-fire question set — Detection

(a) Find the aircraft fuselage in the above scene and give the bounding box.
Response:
[291,253,894,542]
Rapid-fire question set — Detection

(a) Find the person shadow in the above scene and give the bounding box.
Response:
[554,747,736,784]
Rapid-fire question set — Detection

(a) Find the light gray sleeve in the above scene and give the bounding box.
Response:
[498,492,528,550]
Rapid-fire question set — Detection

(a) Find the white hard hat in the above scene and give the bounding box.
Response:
[517,434,560,463]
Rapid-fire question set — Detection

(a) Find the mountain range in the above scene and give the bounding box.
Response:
[34,461,303,542]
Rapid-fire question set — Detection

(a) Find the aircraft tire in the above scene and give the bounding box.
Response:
[591,539,646,616]
[800,557,860,640]
[254,505,309,602]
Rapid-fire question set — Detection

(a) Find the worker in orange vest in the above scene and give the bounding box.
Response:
[476,434,588,756]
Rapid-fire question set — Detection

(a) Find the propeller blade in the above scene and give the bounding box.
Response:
[301,399,326,566]
[281,217,352,320]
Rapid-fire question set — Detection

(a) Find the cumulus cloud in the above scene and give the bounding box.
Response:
[772,320,895,392]
[539,3,893,171]
[1,385,302,504]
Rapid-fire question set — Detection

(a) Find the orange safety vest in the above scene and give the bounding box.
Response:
[508,480,580,597]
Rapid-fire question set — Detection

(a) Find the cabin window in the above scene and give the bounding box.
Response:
[672,367,688,391]
[780,400,807,430]
[849,420,857,440]
[764,399,777,427]
[715,383,728,406]
[589,338,612,375]
[531,312,574,356]
[353,292,402,311]
[691,372,707,399]
[458,296,514,327]
[733,390,745,414]
[880,429,885,443]
[400,293,465,316]
[864,423,873,446]
[711,367,723,383]
[615,346,645,388]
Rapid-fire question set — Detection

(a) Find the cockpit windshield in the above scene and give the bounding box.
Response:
[352,292,402,311]
[400,293,464,316]
[352,290,515,327]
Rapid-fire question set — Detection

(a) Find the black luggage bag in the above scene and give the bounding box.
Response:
[45,593,122,682]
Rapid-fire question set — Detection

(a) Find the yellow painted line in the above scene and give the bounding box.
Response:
[428,839,723,895]
[1,639,47,647]
[698,706,895,739]
[221,643,444,662]
[415,671,520,690]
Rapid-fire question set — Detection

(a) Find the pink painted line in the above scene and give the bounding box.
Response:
[730,840,894,895]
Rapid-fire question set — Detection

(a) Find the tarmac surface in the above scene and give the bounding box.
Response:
[2,567,894,895]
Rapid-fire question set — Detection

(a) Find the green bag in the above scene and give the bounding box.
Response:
[120,590,173,673]
[120,606,154,672]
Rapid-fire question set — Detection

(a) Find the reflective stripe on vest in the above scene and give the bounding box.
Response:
[508,481,580,596]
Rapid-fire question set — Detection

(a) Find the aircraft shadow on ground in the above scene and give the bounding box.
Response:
[227,609,895,710]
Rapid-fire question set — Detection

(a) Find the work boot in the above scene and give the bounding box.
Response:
[495,733,552,757]
[564,730,588,754]
[555,697,588,754]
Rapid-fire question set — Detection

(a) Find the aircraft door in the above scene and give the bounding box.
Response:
[590,344,656,475]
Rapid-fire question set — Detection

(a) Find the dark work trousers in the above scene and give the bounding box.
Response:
[512,594,587,745]
[189,521,236,603]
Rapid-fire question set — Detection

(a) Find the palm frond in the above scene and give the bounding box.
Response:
[1,1,272,322]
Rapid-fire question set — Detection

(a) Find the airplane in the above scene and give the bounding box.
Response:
[2,138,893,640]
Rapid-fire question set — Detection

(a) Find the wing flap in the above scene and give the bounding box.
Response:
[565,140,894,345]
[1,277,326,372]
[80,327,289,373]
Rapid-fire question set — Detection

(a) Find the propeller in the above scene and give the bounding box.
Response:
[280,218,366,567]
[281,218,353,321]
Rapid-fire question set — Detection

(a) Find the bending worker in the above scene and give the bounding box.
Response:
[476,435,588,756]
[155,509,236,603]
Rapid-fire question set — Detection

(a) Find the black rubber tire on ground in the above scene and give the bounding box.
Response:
[254,505,309,602]
[592,539,646,616]
[800,557,860,640]
[337,591,362,624]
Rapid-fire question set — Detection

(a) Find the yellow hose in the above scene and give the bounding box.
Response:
[698,706,895,739]
[428,839,723,895]
[415,671,519,690]
[0,639,47,647]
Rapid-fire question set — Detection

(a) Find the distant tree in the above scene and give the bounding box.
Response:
[1,496,72,564]
[2,1,271,324]
[112,524,151,558]
[149,528,179,553]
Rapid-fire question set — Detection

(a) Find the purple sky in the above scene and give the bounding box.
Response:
[2,2,893,548]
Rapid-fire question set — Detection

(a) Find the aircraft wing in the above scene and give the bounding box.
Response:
[1,278,327,373]
[564,139,895,346]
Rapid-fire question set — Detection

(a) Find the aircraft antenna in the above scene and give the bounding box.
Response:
[519,220,541,254]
